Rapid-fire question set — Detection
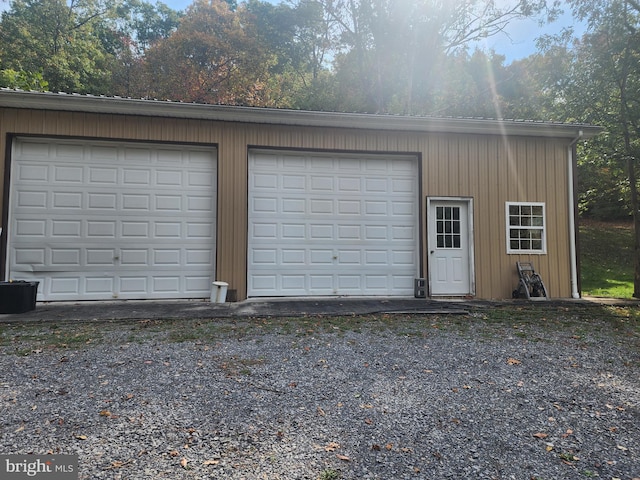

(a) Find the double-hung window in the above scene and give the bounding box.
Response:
[506,202,546,254]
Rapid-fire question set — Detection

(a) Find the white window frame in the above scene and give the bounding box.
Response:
[505,202,547,254]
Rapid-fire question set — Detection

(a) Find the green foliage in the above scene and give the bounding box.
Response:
[0,0,116,93]
[0,69,48,90]
[318,469,341,480]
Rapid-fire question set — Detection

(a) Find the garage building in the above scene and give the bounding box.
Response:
[0,89,601,301]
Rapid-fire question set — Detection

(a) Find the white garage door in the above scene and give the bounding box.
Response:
[8,138,217,301]
[248,150,419,297]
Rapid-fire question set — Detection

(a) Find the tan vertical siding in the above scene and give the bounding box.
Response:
[0,107,575,300]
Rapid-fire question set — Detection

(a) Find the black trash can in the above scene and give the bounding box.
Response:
[0,281,40,314]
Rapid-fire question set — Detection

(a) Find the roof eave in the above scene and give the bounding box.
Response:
[0,89,603,139]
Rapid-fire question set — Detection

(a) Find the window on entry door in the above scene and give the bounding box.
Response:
[436,206,461,248]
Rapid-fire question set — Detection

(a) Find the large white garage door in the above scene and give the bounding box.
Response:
[8,138,217,301]
[248,150,419,297]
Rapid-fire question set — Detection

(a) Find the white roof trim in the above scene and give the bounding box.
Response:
[0,89,602,139]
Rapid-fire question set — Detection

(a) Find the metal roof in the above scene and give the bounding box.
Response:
[0,89,603,139]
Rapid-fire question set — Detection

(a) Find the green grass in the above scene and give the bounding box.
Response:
[580,219,634,298]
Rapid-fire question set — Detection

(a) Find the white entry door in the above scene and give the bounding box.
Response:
[428,199,474,296]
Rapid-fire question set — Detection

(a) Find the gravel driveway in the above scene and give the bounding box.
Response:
[1,305,639,480]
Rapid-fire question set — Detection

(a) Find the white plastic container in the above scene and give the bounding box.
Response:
[210,281,229,303]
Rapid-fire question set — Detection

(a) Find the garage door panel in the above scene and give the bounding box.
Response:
[18,191,47,208]
[86,277,114,294]
[9,138,217,301]
[248,150,418,297]
[50,277,81,295]
[121,249,148,265]
[17,164,48,182]
[90,167,117,184]
[155,195,181,211]
[86,249,117,265]
[120,277,147,294]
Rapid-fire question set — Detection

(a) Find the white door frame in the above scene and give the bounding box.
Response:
[426,197,475,296]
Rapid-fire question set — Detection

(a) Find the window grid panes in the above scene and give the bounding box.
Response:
[436,206,461,249]
[506,202,545,253]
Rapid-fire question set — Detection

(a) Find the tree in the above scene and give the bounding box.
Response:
[108,0,183,97]
[115,0,183,54]
[141,0,276,105]
[560,0,640,296]
[0,68,48,90]
[0,0,116,93]
[307,0,561,113]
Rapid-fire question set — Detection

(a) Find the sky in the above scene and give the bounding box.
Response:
[0,0,582,63]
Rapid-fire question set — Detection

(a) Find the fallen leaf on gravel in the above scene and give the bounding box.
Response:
[385,443,393,451]
[413,467,421,473]
[180,458,188,469]
[561,429,573,438]
[360,404,373,409]
[371,444,381,451]
[317,406,325,416]
[203,459,219,465]
[169,450,179,457]
[75,435,87,440]
[533,432,548,439]
[364,418,373,425]
[106,460,132,469]
[324,442,340,452]
[14,424,24,433]
[546,445,554,452]
[507,358,521,365]
[616,445,628,451]
[99,410,112,417]
[336,454,350,461]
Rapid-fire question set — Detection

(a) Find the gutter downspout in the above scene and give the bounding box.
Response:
[568,130,583,299]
